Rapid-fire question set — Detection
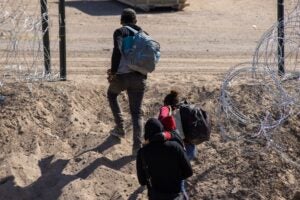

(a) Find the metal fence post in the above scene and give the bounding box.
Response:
[40,0,51,75]
[278,0,285,76]
[59,0,67,81]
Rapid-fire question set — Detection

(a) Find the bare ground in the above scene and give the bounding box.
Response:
[0,0,299,199]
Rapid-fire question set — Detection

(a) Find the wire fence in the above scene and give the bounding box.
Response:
[219,1,300,167]
[0,0,59,91]
[0,0,299,166]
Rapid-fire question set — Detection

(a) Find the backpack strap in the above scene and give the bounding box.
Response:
[170,130,186,149]
[119,26,139,54]
[124,25,139,34]
[168,106,173,116]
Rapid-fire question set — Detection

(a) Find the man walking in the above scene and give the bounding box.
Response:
[107,8,146,155]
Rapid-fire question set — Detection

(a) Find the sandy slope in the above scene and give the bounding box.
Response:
[0,0,299,199]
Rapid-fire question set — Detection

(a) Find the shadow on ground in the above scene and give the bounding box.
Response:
[64,0,179,16]
[0,135,136,200]
[64,0,126,16]
[75,134,121,157]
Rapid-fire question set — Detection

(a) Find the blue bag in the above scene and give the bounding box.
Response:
[122,26,160,75]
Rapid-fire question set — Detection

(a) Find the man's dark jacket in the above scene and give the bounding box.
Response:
[136,139,193,198]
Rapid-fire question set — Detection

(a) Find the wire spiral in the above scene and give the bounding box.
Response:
[219,1,300,167]
[0,0,59,90]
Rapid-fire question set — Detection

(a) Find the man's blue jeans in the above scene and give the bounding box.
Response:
[185,143,197,160]
[107,72,146,149]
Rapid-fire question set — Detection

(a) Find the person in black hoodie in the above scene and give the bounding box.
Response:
[136,118,193,200]
[107,8,147,155]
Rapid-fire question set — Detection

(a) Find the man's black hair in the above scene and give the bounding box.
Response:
[121,8,137,24]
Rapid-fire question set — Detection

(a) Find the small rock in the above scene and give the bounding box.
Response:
[71,143,77,149]
[0,95,5,104]
[18,126,24,135]
[286,171,296,185]
[292,191,300,200]
[74,157,82,163]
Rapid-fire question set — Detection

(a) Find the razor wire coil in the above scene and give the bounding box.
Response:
[0,0,60,88]
[220,0,300,168]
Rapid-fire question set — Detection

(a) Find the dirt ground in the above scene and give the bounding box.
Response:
[0,0,299,199]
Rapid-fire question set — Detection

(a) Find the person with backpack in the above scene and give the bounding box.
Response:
[158,90,198,200]
[158,90,197,160]
[136,118,193,200]
[107,8,147,155]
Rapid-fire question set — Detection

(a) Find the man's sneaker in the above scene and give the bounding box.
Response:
[110,127,125,139]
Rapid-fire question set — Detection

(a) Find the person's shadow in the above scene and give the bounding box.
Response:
[0,156,75,200]
[0,136,136,200]
[75,134,121,157]
[128,186,146,200]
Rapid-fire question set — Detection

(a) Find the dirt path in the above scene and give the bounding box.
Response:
[62,0,279,78]
[0,1,299,200]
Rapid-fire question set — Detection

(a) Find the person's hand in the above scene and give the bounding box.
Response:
[107,69,116,83]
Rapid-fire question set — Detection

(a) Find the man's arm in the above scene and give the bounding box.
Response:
[176,143,193,179]
[136,149,147,186]
[158,106,176,131]
[158,106,170,120]
[111,29,122,74]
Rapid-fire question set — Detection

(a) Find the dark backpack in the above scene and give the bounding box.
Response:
[121,26,160,75]
[179,103,211,144]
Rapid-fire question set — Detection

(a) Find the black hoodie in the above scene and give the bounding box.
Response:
[136,118,193,199]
